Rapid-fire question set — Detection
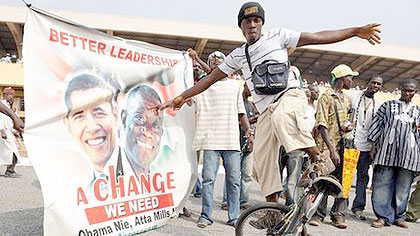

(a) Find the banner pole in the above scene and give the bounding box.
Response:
[21,0,32,8]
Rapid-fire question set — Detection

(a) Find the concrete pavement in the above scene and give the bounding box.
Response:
[1,165,419,236]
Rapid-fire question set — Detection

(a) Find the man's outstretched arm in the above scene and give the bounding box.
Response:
[0,103,24,132]
[156,67,226,111]
[297,23,381,47]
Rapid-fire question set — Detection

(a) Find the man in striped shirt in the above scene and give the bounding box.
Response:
[368,79,420,228]
[190,51,253,228]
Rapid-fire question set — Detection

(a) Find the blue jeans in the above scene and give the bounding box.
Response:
[192,151,202,195]
[222,152,253,206]
[200,150,241,224]
[351,151,372,212]
[194,179,202,195]
[372,165,415,224]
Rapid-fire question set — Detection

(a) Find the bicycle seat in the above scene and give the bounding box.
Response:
[312,176,343,197]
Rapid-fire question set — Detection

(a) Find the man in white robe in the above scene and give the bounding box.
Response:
[0,87,21,177]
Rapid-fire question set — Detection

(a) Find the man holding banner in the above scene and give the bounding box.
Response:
[22,1,384,234]
[156,2,380,231]
[309,64,356,229]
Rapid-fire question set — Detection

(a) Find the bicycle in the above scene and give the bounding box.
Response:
[235,175,343,236]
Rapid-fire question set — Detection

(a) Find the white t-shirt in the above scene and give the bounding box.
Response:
[350,91,382,152]
[304,104,316,131]
[218,28,301,113]
[192,79,246,151]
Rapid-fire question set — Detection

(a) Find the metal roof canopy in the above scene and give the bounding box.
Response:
[1,5,420,90]
[0,23,18,56]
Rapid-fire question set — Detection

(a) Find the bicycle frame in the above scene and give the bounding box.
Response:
[235,175,342,236]
[273,185,326,235]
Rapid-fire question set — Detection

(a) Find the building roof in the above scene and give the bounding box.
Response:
[1,5,420,89]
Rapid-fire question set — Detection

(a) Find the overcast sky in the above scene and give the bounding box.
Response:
[3,0,420,47]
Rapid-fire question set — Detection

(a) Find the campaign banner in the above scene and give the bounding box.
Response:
[22,8,196,235]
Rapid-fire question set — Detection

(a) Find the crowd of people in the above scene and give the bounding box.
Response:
[182,47,420,231]
[1,1,419,235]
[155,1,420,233]
[0,53,22,63]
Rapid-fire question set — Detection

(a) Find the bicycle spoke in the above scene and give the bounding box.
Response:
[236,206,288,235]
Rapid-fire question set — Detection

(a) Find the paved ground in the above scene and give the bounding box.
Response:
[1,165,420,236]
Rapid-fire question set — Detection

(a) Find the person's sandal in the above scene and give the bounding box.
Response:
[308,216,323,226]
[197,218,212,228]
[394,219,409,228]
[240,203,252,210]
[371,218,386,228]
[331,216,347,229]
[353,211,367,221]
[4,170,21,178]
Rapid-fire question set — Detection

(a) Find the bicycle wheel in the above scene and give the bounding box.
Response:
[235,202,292,236]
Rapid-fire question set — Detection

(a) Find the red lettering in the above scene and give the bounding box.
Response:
[93,178,108,201]
[125,50,133,61]
[153,173,165,193]
[167,172,175,189]
[133,52,140,62]
[140,174,151,193]
[59,32,69,46]
[97,42,106,55]
[172,59,178,67]
[161,57,169,66]
[140,54,147,64]
[110,46,117,57]
[147,55,154,65]
[88,40,97,53]
[77,187,88,205]
[79,37,88,50]
[154,56,161,65]
[118,48,126,59]
[109,166,125,198]
[69,34,78,47]
[127,176,139,196]
[171,59,177,67]
[49,28,59,42]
